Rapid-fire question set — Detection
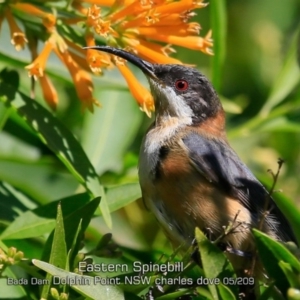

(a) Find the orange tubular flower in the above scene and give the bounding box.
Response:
[11,3,49,17]
[42,14,56,32]
[123,37,182,64]
[3,0,213,113]
[86,4,101,27]
[116,63,154,117]
[143,32,213,54]
[109,2,150,22]
[11,3,56,32]
[85,34,112,74]
[55,48,100,112]
[72,1,88,15]
[154,0,207,15]
[69,50,92,73]
[5,8,28,51]
[80,0,115,7]
[39,75,58,110]
[25,42,54,79]
[136,23,201,37]
[78,0,213,115]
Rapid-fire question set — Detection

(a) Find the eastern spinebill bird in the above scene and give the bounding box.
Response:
[85,46,296,273]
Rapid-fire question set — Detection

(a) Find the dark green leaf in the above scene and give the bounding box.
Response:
[42,197,100,264]
[155,289,193,300]
[67,219,83,271]
[0,180,34,222]
[272,193,300,246]
[49,203,68,268]
[41,203,68,299]
[258,282,285,300]
[0,68,19,100]
[0,101,11,130]
[253,229,300,294]
[1,193,90,240]
[279,261,300,289]
[0,81,111,227]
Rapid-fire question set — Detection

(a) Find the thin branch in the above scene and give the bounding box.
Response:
[250,158,284,276]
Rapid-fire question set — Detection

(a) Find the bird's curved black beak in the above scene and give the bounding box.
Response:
[83,46,158,81]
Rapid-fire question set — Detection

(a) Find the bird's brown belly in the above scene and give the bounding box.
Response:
[142,150,254,252]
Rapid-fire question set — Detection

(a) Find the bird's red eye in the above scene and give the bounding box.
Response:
[175,79,189,91]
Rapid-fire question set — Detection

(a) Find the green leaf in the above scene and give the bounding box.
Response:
[42,197,100,264]
[0,159,78,204]
[196,287,214,300]
[279,261,300,289]
[2,239,43,260]
[272,193,300,246]
[258,282,285,300]
[0,69,19,100]
[0,180,35,222]
[155,289,193,300]
[49,204,68,268]
[260,27,300,116]
[0,101,11,130]
[0,51,27,70]
[221,97,242,114]
[32,259,124,300]
[1,212,54,240]
[0,77,111,227]
[256,117,300,133]
[81,90,143,175]
[0,267,27,299]
[210,0,227,92]
[41,203,68,299]
[253,229,300,294]
[227,102,299,139]
[218,283,236,300]
[195,228,238,300]
[1,183,141,240]
[67,218,83,271]
[105,183,141,213]
[0,193,90,240]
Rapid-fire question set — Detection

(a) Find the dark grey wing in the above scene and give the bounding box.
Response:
[182,131,296,243]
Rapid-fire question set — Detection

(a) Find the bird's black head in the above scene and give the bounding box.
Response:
[149,64,222,124]
[84,46,223,125]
